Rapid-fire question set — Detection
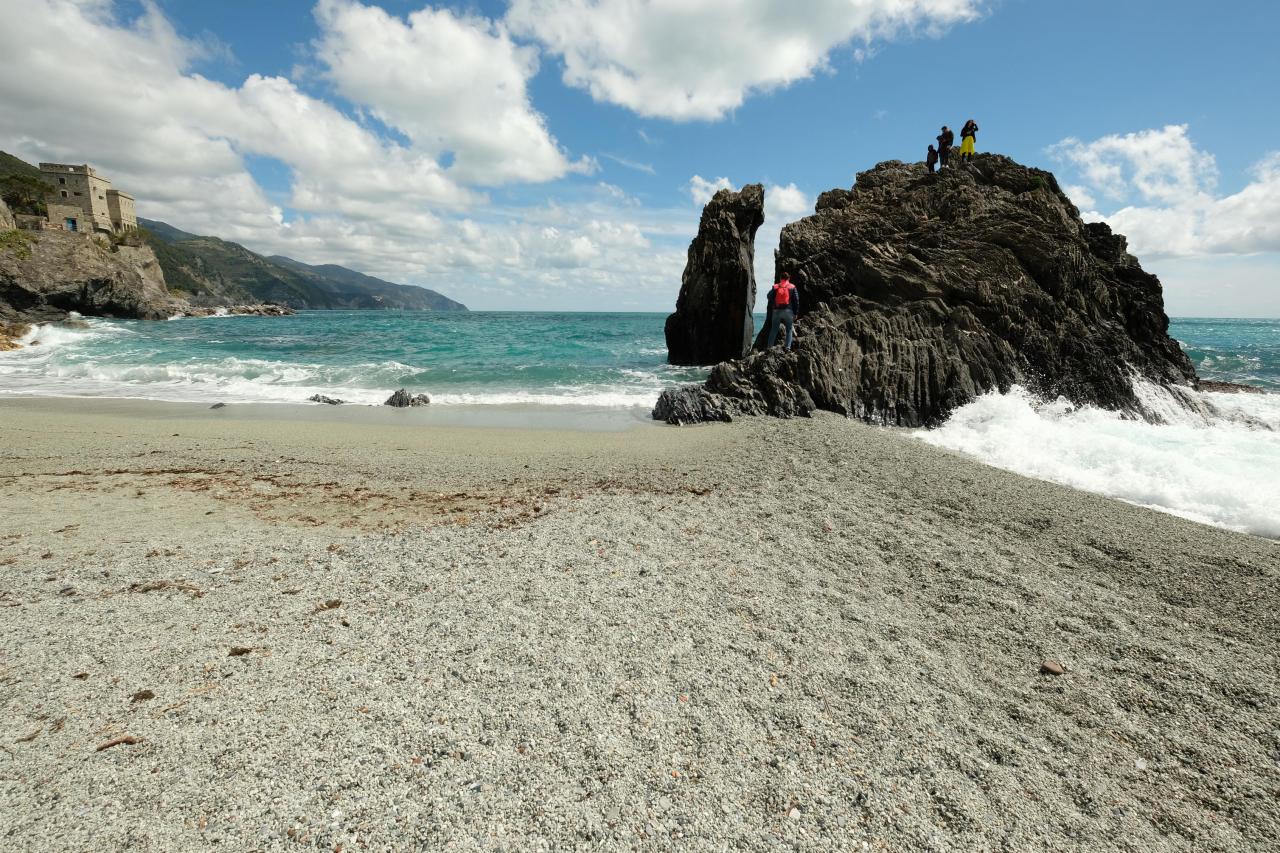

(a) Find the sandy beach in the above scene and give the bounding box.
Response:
[1,398,1277,851]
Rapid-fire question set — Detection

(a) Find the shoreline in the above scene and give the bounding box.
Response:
[2,400,1278,849]
[0,395,656,432]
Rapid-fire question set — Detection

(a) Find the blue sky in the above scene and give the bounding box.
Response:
[2,0,1278,314]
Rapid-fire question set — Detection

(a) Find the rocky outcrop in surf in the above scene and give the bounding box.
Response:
[385,388,430,407]
[656,155,1200,426]
[664,184,764,366]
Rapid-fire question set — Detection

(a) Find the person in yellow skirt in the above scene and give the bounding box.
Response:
[959,119,979,161]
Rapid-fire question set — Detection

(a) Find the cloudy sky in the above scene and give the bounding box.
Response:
[1,0,1277,315]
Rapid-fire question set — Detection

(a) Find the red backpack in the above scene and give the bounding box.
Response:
[773,281,795,309]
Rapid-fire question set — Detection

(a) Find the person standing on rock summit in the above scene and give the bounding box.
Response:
[766,273,800,351]
[959,119,979,162]
[937,126,954,169]
[926,144,939,174]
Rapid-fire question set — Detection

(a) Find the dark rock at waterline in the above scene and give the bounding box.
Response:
[653,351,818,424]
[661,155,1201,426]
[384,388,430,407]
[664,184,765,366]
[307,394,345,405]
[652,386,737,425]
[1198,380,1265,395]
[209,402,227,410]
[181,304,295,317]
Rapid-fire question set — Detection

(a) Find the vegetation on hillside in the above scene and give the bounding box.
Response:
[137,218,467,311]
[0,152,51,217]
[0,175,52,215]
[0,229,38,260]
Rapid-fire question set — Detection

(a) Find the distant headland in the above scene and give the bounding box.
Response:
[1,152,467,348]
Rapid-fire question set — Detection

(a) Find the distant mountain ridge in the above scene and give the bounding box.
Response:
[139,217,466,312]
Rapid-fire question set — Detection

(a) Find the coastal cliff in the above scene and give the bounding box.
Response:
[0,229,179,323]
[665,184,764,365]
[657,155,1200,425]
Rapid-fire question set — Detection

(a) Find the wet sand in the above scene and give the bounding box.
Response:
[1,398,1277,851]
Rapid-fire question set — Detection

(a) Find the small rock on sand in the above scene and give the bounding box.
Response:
[1040,660,1066,676]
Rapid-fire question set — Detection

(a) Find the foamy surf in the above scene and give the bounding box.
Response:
[916,384,1280,538]
[0,315,679,407]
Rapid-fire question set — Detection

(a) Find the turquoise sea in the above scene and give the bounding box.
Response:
[0,311,709,406]
[2,312,1276,405]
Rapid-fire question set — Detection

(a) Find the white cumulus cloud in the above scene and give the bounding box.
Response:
[766,183,811,218]
[1052,125,1280,259]
[1052,125,1217,207]
[0,0,690,309]
[687,175,735,206]
[506,0,985,121]
[313,0,589,185]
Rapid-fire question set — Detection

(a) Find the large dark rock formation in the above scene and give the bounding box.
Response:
[0,230,180,323]
[656,155,1200,425]
[664,184,764,365]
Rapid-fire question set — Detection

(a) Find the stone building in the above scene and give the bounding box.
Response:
[39,163,137,234]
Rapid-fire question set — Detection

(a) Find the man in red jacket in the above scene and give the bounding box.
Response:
[766,272,800,350]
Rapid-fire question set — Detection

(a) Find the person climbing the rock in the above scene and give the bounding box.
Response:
[766,272,800,351]
[937,126,954,169]
[926,144,939,173]
[960,119,979,162]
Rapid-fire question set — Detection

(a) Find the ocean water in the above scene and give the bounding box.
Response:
[2,311,1278,536]
[0,311,707,407]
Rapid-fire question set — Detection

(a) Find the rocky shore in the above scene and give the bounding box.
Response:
[177,304,295,318]
[0,319,28,351]
[0,398,1276,851]
[2,200,294,337]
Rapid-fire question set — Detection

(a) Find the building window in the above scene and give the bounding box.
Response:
[74,191,81,196]
[61,190,68,198]
[59,178,66,185]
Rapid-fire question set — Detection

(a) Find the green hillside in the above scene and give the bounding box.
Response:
[0,150,52,217]
[270,255,468,312]
[137,219,468,311]
[0,151,42,179]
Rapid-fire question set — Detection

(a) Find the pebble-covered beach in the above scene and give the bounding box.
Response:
[1,399,1277,851]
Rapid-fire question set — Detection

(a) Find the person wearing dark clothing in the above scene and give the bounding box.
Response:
[926,144,938,173]
[766,273,800,350]
[960,119,978,161]
[937,126,954,169]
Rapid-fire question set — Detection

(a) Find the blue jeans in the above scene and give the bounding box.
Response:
[768,309,795,350]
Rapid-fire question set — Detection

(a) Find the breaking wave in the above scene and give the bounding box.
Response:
[917,383,1280,538]
[0,313,698,408]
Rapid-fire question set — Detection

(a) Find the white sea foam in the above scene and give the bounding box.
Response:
[0,331,659,407]
[916,384,1280,538]
[13,318,133,349]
